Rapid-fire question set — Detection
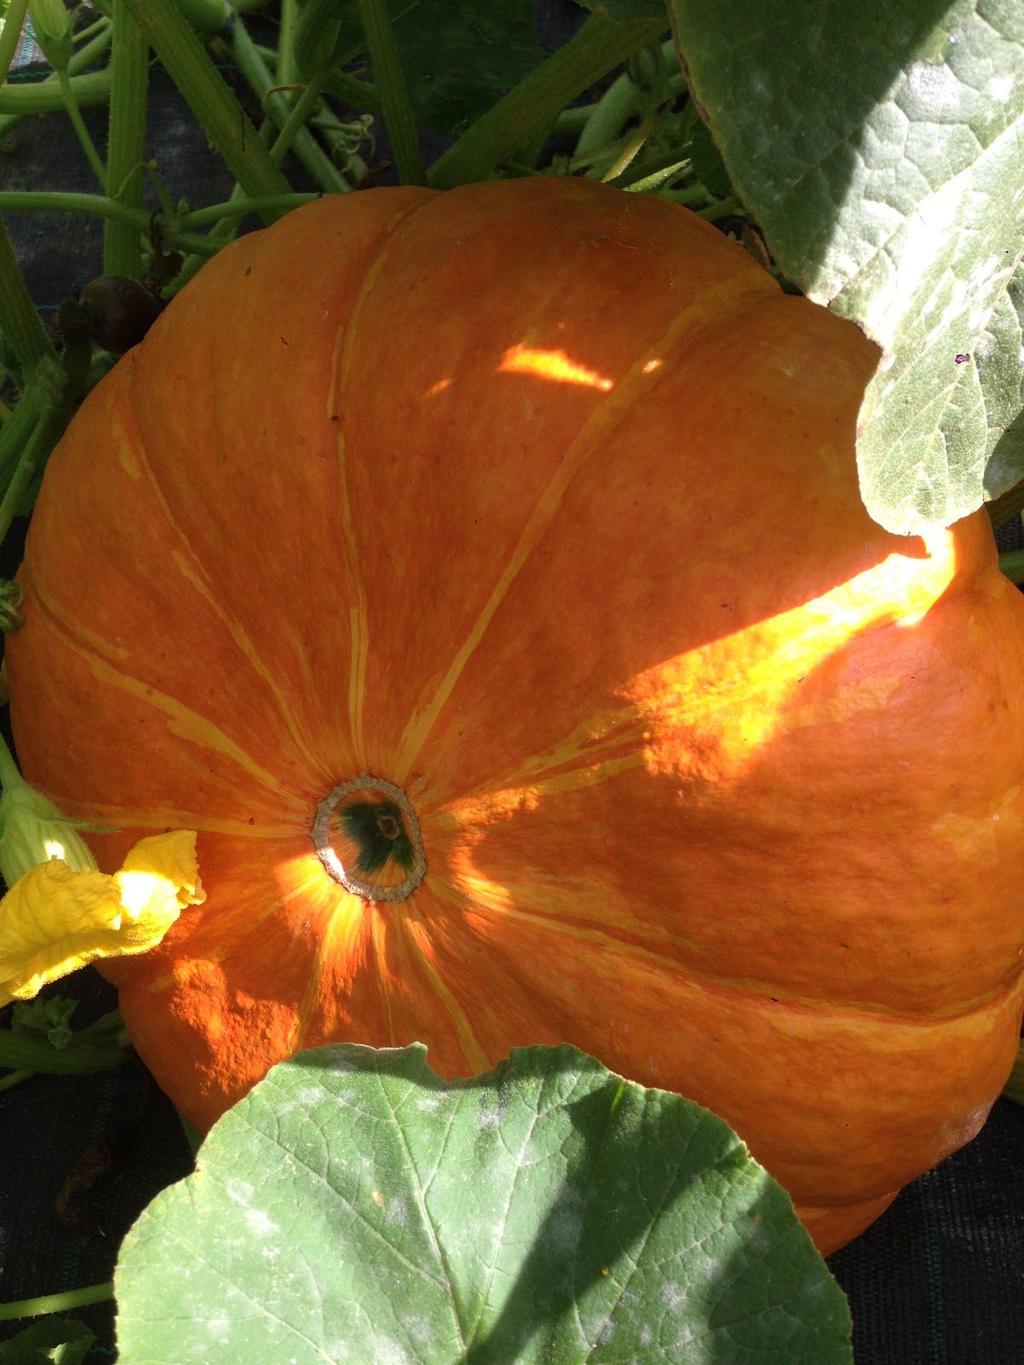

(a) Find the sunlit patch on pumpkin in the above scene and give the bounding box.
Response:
[497,345,614,392]
[423,377,452,398]
[630,530,962,778]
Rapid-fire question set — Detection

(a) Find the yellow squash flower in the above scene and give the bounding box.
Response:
[0,830,205,1007]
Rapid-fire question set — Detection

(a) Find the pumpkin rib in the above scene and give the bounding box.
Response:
[390,271,776,790]
[328,194,440,772]
[426,867,1022,1023]
[21,568,307,810]
[368,901,398,1048]
[47,800,298,840]
[113,351,328,784]
[401,903,491,1073]
[137,860,327,996]
[291,887,362,1055]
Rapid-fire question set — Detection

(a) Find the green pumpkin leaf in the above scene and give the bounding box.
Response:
[0,1317,95,1364]
[391,0,547,136]
[668,0,1024,535]
[115,1043,852,1363]
[295,1,545,135]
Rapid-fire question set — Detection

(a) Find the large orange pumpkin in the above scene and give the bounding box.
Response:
[9,178,1024,1255]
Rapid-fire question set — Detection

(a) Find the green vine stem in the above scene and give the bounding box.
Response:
[999,550,1024,584]
[0,0,30,86]
[0,193,219,256]
[616,145,695,189]
[323,68,381,112]
[229,18,350,194]
[104,0,150,278]
[598,110,655,182]
[0,1030,127,1072]
[122,0,293,220]
[357,0,424,184]
[0,1069,32,1093]
[0,218,56,377]
[269,76,327,167]
[429,12,667,189]
[55,68,109,190]
[0,29,112,144]
[277,0,299,90]
[0,66,111,119]
[178,192,317,228]
[695,195,739,220]
[0,384,42,488]
[73,12,111,48]
[173,0,230,34]
[637,171,703,197]
[0,398,64,543]
[574,36,682,158]
[0,1282,115,1323]
[293,0,347,81]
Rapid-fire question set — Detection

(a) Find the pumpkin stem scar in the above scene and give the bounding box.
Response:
[311,774,426,903]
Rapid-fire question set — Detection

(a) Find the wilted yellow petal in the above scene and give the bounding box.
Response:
[120,830,205,910]
[0,830,204,1006]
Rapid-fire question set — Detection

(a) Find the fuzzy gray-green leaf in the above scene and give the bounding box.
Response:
[670,0,1024,534]
[115,1043,852,1363]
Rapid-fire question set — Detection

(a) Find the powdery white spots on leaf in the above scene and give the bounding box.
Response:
[401,1315,432,1346]
[639,1324,654,1348]
[986,73,1013,100]
[245,1207,279,1236]
[297,1085,328,1105]
[224,1178,254,1205]
[660,1283,685,1310]
[386,1196,409,1228]
[903,59,963,115]
[477,1103,503,1131]
[545,1196,584,1252]
[687,1250,718,1280]
[373,1337,412,1365]
[204,1314,230,1341]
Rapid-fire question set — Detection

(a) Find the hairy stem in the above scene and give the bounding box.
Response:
[0,1282,115,1323]
[104,0,150,278]
[56,66,108,190]
[0,67,110,117]
[0,0,30,86]
[269,76,326,166]
[575,37,681,157]
[0,219,56,376]
[229,18,350,193]
[358,0,424,184]
[178,192,316,228]
[0,192,218,256]
[123,0,293,219]
[0,1069,32,1093]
